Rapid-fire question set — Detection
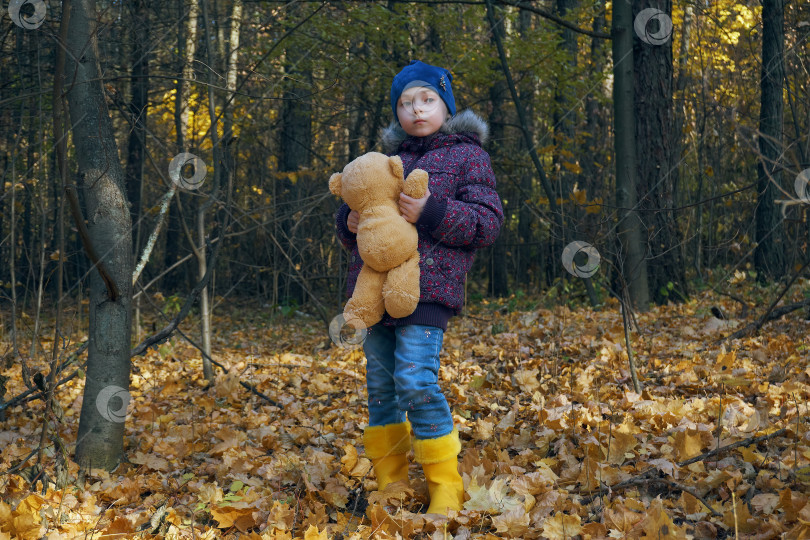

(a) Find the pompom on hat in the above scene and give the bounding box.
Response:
[390,60,456,121]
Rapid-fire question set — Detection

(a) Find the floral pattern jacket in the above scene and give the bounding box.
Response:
[335,110,504,330]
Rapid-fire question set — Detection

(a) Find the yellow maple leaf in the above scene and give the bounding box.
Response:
[738,445,763,464]
[750,493,779,515]
[6,495,45,540]
[475,418,494,440]
[318,478,348,509]
[648,458,677,478]
[513,368,540,393]
[366,504,416,537]
[14,494,44,522]
[569,185,587,203]
[576,457,602,491]
[607,422,638,465]
[634,498,685,539]
[101,515,135,536]
[582,522,608,539]
[210,426,248,456]
[367,480,413,507]
[604,501,643,533]
[586,197,603,214]
[672,428,704,461]
[542,512,582,540]
[267,500,294,531]
[463,476,521,514]
[511,467,558,496]
[210,504,259,532]
[197,483,224,505]
[715,350,736,372]
[303,524,329,540]
[463,475,494,512]
[491,505,530,537]
[9,514,41,540]
[487,477,522,513]
[0,501,12,529]
[722,497,757,534]
[340,444,358,475]
[129,451,170,472]
[215,371,242,401]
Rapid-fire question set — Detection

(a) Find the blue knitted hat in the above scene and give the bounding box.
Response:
[390,60,456,121]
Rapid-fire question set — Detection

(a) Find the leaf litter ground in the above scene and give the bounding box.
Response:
[1,286,810,539]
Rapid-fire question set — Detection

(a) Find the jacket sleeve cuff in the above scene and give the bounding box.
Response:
[416,195,447,232]
[336,204,356,241]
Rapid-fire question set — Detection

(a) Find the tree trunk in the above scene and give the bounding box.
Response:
[612,0,649,310]
[754,0,785,281]
[488,9,509,298]
[223,0,242,142]
[517,6,536,288]
[553,0,577,212]
[633,0,685,304]
[164,0,199,291]
[126,0,150,341]
[279,58,312,171]
[0,150,5,287]
[125,0,150,253]
[485,0,562,293]
[278,13,313,305]
[673,7,703,276]
[582,0,607,194]
[65,0,133,471]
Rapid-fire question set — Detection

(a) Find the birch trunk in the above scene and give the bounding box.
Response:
[164,0,199,291]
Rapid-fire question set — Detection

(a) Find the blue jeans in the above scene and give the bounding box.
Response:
[364,324,454,439]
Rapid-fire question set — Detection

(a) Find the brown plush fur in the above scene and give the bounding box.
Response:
[330,153,429,328]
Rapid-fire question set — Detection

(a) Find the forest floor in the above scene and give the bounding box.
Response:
[1,277,810,539]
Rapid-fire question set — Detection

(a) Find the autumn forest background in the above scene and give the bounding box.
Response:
[1,0,810,538]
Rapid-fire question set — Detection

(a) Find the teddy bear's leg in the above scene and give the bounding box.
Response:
[381,254,421,319]
[345,265,387,329]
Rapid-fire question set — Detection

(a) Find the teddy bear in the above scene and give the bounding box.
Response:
[330,152,429,329]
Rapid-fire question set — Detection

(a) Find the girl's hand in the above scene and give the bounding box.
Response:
[347,210,360,233]
[399,190,430,224]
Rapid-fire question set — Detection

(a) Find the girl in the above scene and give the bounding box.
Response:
[335,60,503,515]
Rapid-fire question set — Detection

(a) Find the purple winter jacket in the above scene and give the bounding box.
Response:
[334,110,504,331]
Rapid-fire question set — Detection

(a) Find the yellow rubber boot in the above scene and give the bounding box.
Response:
[363,422,411,489]
[413,429,464,515]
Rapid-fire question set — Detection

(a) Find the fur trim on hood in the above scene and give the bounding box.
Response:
[380,109,489,154]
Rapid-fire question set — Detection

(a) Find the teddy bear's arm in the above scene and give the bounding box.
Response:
[402,168,429,199]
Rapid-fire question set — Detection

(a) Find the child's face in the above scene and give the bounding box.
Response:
[396,86,448,138]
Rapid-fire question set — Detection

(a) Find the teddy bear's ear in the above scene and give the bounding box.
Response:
[328,173,342,196]
[389,155,404,179]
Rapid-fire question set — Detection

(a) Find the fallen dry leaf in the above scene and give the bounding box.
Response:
[542,511,582,540]
[1,289,809,539]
